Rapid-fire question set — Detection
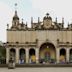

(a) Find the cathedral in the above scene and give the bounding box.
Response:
[5,9,72,65]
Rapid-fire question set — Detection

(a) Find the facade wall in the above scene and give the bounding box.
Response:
[7,30,72,46]
[6,30,72,64]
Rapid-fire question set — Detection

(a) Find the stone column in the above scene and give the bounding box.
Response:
[66,48,69,62]
[16,48,19,64]
[56,48,60,63]
[6,48,9,64]
[36,48,39,64]
[26,48,29,63]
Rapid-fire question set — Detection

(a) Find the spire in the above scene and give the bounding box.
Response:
[14,3,18,16]
[55,17,57,23]
[68,22,69,27]
[13,3,19,20]
[26,21,28,28]
[38,17,40,23]
[15,3,17,12]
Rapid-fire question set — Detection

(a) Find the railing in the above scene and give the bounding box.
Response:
[3,42,37,47]
[57,42,72,47]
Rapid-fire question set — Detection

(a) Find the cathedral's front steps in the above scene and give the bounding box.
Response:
[0,64,72,67]
[16,64,72,67]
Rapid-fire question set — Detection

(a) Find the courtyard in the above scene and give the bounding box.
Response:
[0,67,72,72]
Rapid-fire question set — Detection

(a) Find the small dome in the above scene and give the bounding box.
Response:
[48,16,52,20]
[13,16,19,20]
[13,11,19,20]
[43,16,47,20]
[43,13,52,20]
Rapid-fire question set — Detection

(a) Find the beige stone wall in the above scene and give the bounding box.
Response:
[7,30,72,47]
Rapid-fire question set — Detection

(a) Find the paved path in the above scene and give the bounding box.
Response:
[0,67,72,72]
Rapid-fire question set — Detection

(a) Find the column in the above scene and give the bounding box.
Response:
[36,48,39,64]
[26,48,29,63]
[56,48,60,63]
[6,48,9,64]
[16,48,19,64]
[66,48,69,62]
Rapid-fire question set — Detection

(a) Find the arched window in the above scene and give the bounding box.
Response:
[19,48,26,64]
[29,48,36,64]
[10,48,16,61]
[69,49,72,63]
[60,48,66,63]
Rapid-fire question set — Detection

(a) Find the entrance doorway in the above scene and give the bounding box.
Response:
[39,42,56,64]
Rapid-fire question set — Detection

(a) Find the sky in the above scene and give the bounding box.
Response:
[0,0,72,42]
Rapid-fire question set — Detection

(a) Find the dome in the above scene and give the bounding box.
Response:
[43,16,47,20]
[43,13,52,20]
[48,16,52,20]
[13,16,19,20]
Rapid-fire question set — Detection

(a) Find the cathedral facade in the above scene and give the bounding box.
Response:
[5,10,72,64]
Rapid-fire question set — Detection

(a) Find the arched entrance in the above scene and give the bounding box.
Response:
[19,49,26,64]
[39,42,56,64]
[69,49,72,63]
[9,48,16,62]
[60,48,66,63]
[29,48,36,64]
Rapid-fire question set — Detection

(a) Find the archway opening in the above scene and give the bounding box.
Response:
[29,48,36,64]
[10,48,16,61]
[60,49,66,63]
[19,49,26,64]
[69,49,72,63]
[39,42,56,64]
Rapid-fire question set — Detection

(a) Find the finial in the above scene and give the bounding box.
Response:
[26,22,27,27]
[38,17,40,23]
[14,3,18,17]
[55,17,57,23]
[62,17,64,24]
[22,18,24,24]
[68,22,69,27]
[7,24,9,29]
[22,18,23,22]
[31,17,33,24]
[15,3,17,11]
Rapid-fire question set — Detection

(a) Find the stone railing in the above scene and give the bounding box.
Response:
[3,42,37,47]
[57,41,72,47]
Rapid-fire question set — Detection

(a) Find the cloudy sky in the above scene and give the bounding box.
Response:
[0,0,72,42]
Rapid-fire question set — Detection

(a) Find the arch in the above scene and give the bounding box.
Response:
[39,42,56,64]
[9,48,16,61]
[69,49,72,62]
[19,48,26,64]
[60,48,66,63]
[29,48,36,63]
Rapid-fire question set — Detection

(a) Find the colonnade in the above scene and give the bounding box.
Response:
[6,47,72,64]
